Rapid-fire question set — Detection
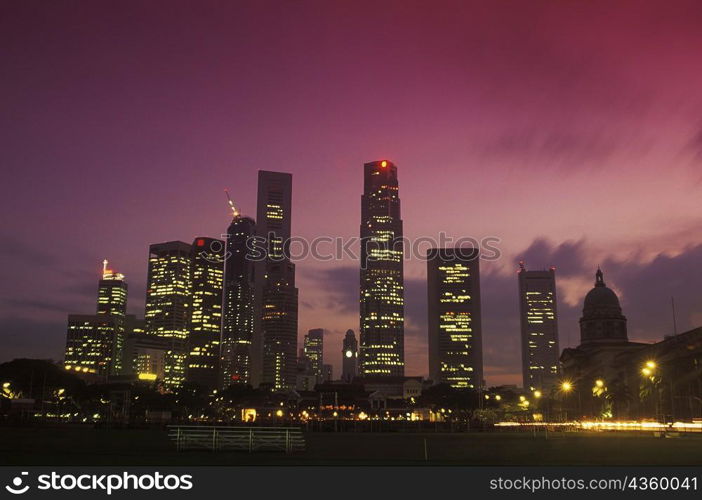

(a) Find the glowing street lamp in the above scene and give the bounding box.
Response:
[561,381,573,392]
[533,390,542,399]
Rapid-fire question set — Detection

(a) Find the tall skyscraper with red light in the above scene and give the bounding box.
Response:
[359,160,405,377]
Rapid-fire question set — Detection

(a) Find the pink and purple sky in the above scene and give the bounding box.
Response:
[3,0,702,385]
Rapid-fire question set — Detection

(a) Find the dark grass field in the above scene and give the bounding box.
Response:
[1,426,701,466]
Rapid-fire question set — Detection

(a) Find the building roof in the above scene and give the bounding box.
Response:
[583,268,622,312]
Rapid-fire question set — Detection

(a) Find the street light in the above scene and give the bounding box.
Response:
[641,360,660,421]
[533,390,542,399]
[561,381,573,392]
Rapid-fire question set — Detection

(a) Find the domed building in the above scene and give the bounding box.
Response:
[559,267,702,421]
[579,268,628,345]
[560,268,647,419]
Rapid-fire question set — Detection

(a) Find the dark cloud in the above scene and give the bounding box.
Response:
[0,233,60,268]
[477,130,618,169]
[0,297,75,315]
[0,316,64,363]
[514,238,588,277]
[685,124,702,163]
[600,245,702,342]
[304,266,357,315]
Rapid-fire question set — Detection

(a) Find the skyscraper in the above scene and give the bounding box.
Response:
[145,241,192,390]
[64,260,128,378]
[359,160,404,377]
[221,212,256,387]
[65,314,119,378]
[303,329,324,382]
[427,248,483,389]
[255,170,298,390]
[261,261,298,390]
[341,329,358,383]
[518,262,560,392]
[187,237,224,391]
[97,259,127,316]
[97,259,128,375]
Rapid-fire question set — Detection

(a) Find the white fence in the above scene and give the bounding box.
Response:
[168,426,306,453]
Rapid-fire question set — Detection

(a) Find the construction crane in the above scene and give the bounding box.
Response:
[224,189,240,218]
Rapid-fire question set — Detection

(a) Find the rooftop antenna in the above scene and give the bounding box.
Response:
[224,189,240,218]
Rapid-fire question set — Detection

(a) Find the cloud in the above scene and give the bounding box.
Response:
[598,244,702,342]
[0,233,60,268]
[0,316,65,363]
[686,123,702,160]
[0,297,74,315]
[477,130,619,169]
[513,238,588,277]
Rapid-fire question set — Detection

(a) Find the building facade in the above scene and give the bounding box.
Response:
[221,214,256,387]
[145,241,193,390]
[187,237,224,391]
[518,263,560,392]
[64,261,128,378]
[122,317,169,383]
[342,329,359,383]
[261,261,298,390]
[96,260,128,375]
[427,248,483,389]
[255,170,297,390]
[359,160,405,377]
[64,314,119,378]
[303,329,324,383]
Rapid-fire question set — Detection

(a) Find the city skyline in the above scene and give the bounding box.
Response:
[4,1,702,386]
